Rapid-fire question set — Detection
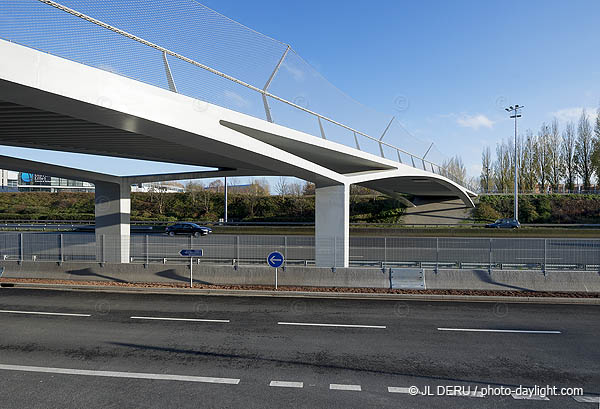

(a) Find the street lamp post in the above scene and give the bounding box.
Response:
[505,104,524,222]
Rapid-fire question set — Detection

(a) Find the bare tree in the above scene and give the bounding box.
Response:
[274,176,289,196]
[441,155,467,186]
[575,110,594,191]
[562,122,577,192]
[535,123,551,193]
[480,146,493,193]
[494,141,511,193]
[520,130,537,193]
[547,118,563,192]
[591,108,600,183]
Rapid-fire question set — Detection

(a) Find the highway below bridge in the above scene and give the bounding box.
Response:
[0,288,597,408]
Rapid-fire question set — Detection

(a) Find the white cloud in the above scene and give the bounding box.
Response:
[456,114,494,130]
[281,62,305,81]
[223,90,250,108]
[552,107,597,124]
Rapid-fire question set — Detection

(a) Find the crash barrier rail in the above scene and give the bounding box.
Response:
[2,220,600,229]
[1,233,600,272]
[0,0,464,183]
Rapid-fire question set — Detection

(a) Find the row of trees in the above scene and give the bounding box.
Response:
[480,108,600,193]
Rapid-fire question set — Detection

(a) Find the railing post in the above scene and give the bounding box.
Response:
[318,116,326,140]
[59,233,64,264]
[19,233,23,264]
[235,235,240,267]
[543,239,547,276]
[333,236,337,269]
[284,236,288,269]
[435,237,439,273]
[383,237,387,270]
[102,234,105,264]
[353,132,361,150]
[145,234,149,266]
[488,238,492,274]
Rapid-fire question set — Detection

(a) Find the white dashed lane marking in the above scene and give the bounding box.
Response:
[278,322,386,329]
[437,328,561,334]
[511,393,549,401]
[573,395,600,403]
[0,364,240,384]
[388,387,411,394]
[130,316,230,323]
[330,384,361,391]
[0,309,90,317]
[269,381,303,388]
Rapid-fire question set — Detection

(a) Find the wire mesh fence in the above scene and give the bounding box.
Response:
[0,0,457,178]
[2,232,600,272]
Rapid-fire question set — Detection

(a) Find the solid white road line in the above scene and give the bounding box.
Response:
[130,316,230,323]
[330,384,362,391]
[388,387,411,394]
[0,364,240,384]
[278,322,386,329]
[269,381,303,388]
[511,393,549,401]
[437,328,561,334]
[573,395,600,403]
[0,309,90,317]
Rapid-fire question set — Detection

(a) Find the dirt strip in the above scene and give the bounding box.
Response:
[1,277,598,298]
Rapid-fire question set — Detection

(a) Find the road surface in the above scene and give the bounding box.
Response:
[0,288,598,408]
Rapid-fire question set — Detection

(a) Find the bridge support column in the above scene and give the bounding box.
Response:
[315,184,349,268]
[95,181,130,263]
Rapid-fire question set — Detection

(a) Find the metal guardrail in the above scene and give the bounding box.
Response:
[1,220,600,229]
[1,232,600,272]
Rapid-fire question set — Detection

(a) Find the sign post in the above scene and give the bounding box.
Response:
[180,249,203,288]
[267,251,284,289]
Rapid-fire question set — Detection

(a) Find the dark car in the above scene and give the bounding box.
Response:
[485,218,521,229]
[165,222,212,237]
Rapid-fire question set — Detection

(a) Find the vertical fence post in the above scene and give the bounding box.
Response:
[19,233,23,264]
[102,234,105,264]
[284,236,288,269]
[145,234,149,266]
[235,235,240,268]
[383,237,387,270]
[435,237,439,273]
[488,238,492,274]
[543,239,547,276]
[333,236,337,269]
[59,233,63,264]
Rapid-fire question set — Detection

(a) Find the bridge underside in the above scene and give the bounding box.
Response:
[0,39,475,267]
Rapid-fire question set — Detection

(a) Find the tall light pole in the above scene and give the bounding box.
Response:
[505,104,524,222]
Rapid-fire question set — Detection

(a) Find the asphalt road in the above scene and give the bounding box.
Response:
[0,288,598,408]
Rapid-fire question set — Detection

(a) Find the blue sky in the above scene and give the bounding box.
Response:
[201,0,600,176]
[2,0,599,182]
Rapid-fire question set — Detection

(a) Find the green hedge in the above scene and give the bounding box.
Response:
[475,194,600,223]
[0,191,406,223]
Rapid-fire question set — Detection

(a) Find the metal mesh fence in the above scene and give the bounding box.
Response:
[2,232,599,271]
[0,0,451,175]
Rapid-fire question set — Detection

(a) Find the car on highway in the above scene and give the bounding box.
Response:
[485,218,521,229]
[165,222,212,237]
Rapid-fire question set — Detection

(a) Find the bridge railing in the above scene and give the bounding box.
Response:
[0,0,455,178]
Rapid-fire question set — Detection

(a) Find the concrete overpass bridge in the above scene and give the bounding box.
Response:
[0,0,475,267]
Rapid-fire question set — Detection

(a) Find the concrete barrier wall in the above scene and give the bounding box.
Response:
[1,261,598,292]
[0,262,389,288]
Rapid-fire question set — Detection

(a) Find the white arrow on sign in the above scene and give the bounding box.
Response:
[270,255,282,264]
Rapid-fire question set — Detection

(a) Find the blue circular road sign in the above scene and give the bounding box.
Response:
[267,251,284,268]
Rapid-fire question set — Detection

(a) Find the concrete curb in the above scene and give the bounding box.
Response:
[2,282,599,305]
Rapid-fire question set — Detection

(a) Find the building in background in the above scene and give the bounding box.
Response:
[131,181,185,193]
[0,169,185,193]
